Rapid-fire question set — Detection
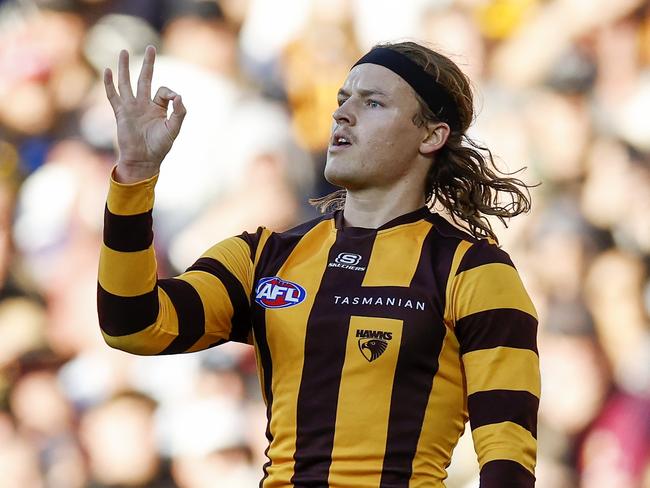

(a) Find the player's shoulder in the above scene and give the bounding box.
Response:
[236,212,335,262]
[426,212,515,272]
[236,212,331,247]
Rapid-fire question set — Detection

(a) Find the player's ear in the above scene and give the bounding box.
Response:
[419,121,450,156]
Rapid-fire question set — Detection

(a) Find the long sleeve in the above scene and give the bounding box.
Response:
[449,239,540,487]
[97,169,267,355]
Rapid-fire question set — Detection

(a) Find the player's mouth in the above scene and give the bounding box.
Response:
[329,133,353,152]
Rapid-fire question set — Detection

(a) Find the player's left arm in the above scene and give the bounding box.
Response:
[449,239,540,487]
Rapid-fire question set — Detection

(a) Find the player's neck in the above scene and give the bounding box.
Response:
[342,185,426,229]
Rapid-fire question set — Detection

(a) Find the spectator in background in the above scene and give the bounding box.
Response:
[160,354,259,487]
[162,1,238,80]
[8,357,87,488]
[0,434,45,488]
[281,0,359,152]
[79,391,172,487]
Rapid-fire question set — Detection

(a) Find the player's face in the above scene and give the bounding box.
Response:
[325,64,428,192]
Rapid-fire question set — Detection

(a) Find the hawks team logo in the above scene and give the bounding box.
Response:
[255,277,306,309]
[356,329,392,362]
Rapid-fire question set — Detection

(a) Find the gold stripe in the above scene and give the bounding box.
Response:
[453,263,537,321]
[471,421,536,474]
[199,236,256,294]
[102,287,178,354]
[443,240,472,324]
[185,334,220,353]
[328,316,403,487]
[175,271,235,347]
[362,220,432,287]
[98,244,158,297]
[409,328,466,486]
[254,228,272,266]
[263,220,337,487]
[106,170,159,216]
[463,347,541,397]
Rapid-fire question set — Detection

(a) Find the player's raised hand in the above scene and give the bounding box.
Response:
[104,46,186,182]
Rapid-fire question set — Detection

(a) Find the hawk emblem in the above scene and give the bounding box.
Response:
[358,338,388,362]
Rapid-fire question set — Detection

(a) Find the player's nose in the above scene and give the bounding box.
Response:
[332,100,356,126]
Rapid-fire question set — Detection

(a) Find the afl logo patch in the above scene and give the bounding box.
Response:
[255,277,306,309]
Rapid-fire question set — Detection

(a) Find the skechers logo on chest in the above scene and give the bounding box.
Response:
[357,329,392,362]
[255,277,306,308]
[328,252,366,272]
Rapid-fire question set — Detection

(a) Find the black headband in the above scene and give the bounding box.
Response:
[352,47,461,131]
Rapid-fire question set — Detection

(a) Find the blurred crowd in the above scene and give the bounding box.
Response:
[0,0,648,486]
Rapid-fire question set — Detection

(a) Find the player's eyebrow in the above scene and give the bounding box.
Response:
[337,87,390,99]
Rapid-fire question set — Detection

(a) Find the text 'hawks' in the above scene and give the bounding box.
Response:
[356,329,393,341]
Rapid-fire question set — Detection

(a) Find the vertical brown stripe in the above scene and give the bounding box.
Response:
[158,278,205,354]
[379,229,456,487]
[409,327,466,484]
[291,229,377,486]
[253,307,274,487]
[253,216,330,486]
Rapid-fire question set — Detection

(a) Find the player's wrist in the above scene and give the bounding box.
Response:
[114,161,160,184]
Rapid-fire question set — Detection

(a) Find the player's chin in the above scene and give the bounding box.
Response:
[324,168,364,191]
[325,150,369,186]
[324,158,352,187]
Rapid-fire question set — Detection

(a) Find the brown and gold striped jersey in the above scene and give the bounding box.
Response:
[98,171,540,488]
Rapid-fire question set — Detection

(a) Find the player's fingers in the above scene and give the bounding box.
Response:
[117,49,135,99]
[103,68,120,112]
[167,95,187,139]
[152,86,177,109]
[136,45,155,100]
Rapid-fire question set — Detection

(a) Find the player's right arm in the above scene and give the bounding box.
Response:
[98,47,262,355]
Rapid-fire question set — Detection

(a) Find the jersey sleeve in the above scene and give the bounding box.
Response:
[448,239,540,487]
[97,168,269,355]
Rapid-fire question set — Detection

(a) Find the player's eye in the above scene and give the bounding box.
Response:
[337,98,348,107]
[366,99,382,108]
